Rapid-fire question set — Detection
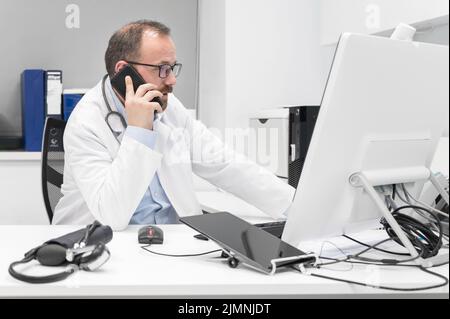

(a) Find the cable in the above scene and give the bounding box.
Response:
[402,185,449,220]
[389,186,437,237]
[319,254,448,267]
[319,256,405,266]
[397,184,448,234]
[300,238,448,291]
[317,239,395,267]
[393,185,436,224]
[140,245,222,257]
[349,238,422,264]
[383,205,443,259]
[382,185,398,211]
[317,241,354,271]
[343,235,410,256]
[293,266,449,292]
[317,237,423,268]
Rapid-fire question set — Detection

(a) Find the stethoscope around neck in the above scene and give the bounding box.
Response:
[102,74,127,143]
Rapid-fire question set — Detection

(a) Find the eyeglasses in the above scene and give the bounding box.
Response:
[125,60,182,79]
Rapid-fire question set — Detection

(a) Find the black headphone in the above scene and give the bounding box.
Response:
[9,221,113,284]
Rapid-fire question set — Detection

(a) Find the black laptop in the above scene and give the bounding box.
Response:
[180,212,315,275]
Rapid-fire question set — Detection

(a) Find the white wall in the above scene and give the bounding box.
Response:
[197,0,448,173]
[198,0,335,132]
[198,0,448,133]
[197,0,227,133]
[320,0,449,44]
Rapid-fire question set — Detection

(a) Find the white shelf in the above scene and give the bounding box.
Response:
[0,151,41,161]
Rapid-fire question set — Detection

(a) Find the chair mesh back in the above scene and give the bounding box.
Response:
[42,118,66,223]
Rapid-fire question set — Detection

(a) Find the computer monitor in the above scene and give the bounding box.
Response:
[282,33,449,248]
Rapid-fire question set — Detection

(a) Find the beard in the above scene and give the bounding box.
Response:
[159,86,173,110]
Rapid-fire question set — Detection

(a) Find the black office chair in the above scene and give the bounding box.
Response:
[41,117,66,223]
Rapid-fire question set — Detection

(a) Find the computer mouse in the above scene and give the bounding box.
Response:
[138,225,164,245]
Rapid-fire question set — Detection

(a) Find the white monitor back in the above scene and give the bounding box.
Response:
[282,33,449,247]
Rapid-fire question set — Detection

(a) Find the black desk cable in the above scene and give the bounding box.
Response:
[343,235,410,256]
[294,265,448,292]
[381,205,443,260]
[294,236,448,291]
[141,245,222,258]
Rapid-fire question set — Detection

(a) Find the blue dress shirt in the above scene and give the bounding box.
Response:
[105,79,179,224]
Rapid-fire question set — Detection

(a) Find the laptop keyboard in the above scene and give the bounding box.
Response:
[253,221,286,238]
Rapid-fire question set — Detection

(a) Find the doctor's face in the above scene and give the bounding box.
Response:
[132,31,178,110]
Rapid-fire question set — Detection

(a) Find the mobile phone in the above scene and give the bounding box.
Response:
[110,64,162,107]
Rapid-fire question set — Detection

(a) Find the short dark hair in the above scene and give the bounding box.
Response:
[104,20,171,77]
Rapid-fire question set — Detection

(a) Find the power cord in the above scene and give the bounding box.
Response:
[140,245,222,257]
[393,185,436,224]
[293,265,448,292]
[402,185,449,220]
[382,205,443,259]
[348,238,422,265]
[316,238,423,268]
[296,237,448,291]
[343,235,410,256]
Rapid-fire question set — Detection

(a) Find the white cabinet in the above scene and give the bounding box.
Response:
[320,0,449,44]
[249,109,290,178]
[0,152,49,225]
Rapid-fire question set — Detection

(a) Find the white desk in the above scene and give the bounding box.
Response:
[0,225,448,298]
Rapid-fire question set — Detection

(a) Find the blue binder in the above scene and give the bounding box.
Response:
[21,69,46,151]
[63,91,85,121]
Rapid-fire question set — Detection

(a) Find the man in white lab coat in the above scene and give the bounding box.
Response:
[53,20,295,231]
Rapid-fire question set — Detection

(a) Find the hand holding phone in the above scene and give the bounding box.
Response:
[110,65,163,130]
[110,64,162,106]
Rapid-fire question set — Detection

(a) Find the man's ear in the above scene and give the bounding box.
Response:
[114,60,128,74]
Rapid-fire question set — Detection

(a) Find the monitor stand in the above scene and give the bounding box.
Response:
[350,169,449,268]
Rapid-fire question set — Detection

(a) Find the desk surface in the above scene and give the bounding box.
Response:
[0,225,448,298]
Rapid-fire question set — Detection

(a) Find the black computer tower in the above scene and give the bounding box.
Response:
[288,106,320,188]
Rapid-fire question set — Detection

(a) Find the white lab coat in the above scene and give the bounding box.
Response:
[53,79,295,230]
